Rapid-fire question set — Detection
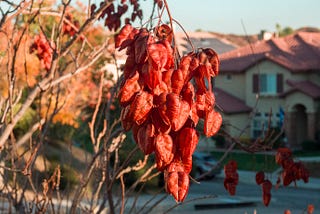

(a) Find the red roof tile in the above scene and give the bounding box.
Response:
[220,32,320,73]
[280,80,320,99]
[214,88,252,114]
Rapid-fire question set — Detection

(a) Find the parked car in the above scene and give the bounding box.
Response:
[158,152,222,186]
[192,152,222,179]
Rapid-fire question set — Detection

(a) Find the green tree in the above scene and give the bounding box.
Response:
[276,23,294,37]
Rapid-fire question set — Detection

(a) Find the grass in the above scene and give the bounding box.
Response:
[211,151,279,173]
[293,150,320,157]
[211,149,320,177]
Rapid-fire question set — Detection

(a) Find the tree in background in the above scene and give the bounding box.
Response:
[276,23,294,37]
[0,0,146,212]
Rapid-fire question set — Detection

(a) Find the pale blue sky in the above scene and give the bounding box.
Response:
[142,0,320,34]
[1,0,318,35]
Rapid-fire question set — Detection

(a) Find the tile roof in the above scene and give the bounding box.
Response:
[214,87,252,114]
[175,31,236,55]
[219,32,320,73]
[280,80,320,99]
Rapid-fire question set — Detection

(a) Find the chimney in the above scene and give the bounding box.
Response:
[259,30,275,41]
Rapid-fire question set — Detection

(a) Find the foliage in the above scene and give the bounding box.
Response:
[301,140,320,151]
[276,23,294,37]
[0,0,314,213]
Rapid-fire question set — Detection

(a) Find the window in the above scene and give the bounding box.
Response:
[253,73,283,95]
[252,111,281,138]
[252,115,265,138]
[260,74,276,94]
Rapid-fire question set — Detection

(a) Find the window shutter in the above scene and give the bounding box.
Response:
[277,74,283,93]
[253,74,259,93]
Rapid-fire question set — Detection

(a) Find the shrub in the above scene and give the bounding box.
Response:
[301,140,320,151]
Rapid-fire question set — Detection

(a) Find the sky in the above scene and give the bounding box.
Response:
[1,0,319,35]
[140,0,320,35]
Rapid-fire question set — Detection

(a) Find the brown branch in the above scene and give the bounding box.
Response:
[0,42,107,149]
[119,175,125,214]
[89,72,105,151]
[15,118,46,148]
[116,155,149,179]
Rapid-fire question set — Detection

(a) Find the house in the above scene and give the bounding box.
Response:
[175,31,238,55]
[215,32,320,149]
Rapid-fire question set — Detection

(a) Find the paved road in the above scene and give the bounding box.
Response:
[124,171,320,214]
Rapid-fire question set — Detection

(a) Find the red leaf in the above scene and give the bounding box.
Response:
[162,68,173,90]
[115,24,133,48]
[203,48,220,76]
[178,171,189,202]
[256,171,265,185]
[130,91,153,125]
[307,204,314,214]
[263,192,271,206]
[162,40,174,70]
[150,107,171,133]
[141,63,162,90]
[153,81,168,95]
[224,181,237,195]
[181,82,195,107]
[177,128,199,173]
[190,104,199,126]
[262,179,272,192]
[171,69,185,94]
[166,93,190,131]
[194,65,207,94]
[166,169,179,200]
[187,55,199,80]
[179,54,192,80]
[155,133,175,170]
[118,71,141,106]
[165,161,190,202]
[204,110,222,137]
[134,29,150,64]
[147,42,168,70]
[177,128,199,157]
[120,105,133,131]
[137,122,155,154]
[155,24,173,43]
[275,148,292,166]
[123,53,136,79]
[117,4,128,15]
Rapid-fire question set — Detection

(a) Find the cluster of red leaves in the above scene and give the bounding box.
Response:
[116,23,222,202]
[284,204,314,214]
[62,13,81,38]
[91,0,150,31]
[254,148,310,207]
[307,204,315,214]
[224,160,239,195]
[29,33,53,71]
[255,171,272,206]
[275,147,309,187]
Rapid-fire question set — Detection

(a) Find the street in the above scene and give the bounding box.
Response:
[185,177,319,214]
[126,174,320,214]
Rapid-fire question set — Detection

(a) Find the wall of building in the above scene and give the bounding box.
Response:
[308,73,320,86]
[214,73,246,100]
[285,92,315,113]
[222,113,251,139]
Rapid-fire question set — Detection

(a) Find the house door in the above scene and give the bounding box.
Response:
[293,104,308,146]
